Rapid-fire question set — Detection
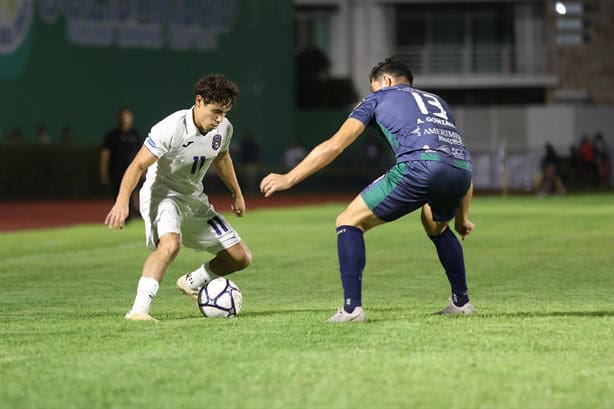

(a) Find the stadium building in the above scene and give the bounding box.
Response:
[294,0,614,190]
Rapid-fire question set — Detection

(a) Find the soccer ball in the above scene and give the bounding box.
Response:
[198,277,242,318]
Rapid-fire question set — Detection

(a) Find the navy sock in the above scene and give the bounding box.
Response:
[337,225,366,313]
[430,227,469,307]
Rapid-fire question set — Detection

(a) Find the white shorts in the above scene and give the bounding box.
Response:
[140,195,241,254]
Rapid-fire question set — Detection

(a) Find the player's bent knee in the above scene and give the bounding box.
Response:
[425,222,449,237]
[421,209,447,236]
[223,245,252,272]
[336,212,373,231]
[157,236,181,260]
[336,212,354,228]
[235,248,252,270]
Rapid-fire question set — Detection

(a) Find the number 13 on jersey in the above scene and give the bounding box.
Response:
[411,91,449,120]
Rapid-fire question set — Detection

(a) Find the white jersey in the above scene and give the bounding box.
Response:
[141,107,233,200]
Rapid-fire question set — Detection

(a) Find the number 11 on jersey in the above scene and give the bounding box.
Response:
[207,216,228,236]
[191,156,206,174]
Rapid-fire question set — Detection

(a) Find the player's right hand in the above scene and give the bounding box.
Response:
[105,203,129,229]
[454,218,475,240]
[260,173,293,198]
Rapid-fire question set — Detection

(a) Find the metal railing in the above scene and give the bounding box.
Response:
[395,46,556,76]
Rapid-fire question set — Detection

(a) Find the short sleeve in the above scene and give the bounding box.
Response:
[144,122,172,158]
[348,93,378,126]
[220,121,233,152]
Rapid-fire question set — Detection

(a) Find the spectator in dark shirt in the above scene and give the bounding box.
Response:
[540,143,560,172]
[593,132,611,187]
[100,108,142,220]
[593,132,608,158]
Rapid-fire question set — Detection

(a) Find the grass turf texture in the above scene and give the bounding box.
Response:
[1,194,613,409]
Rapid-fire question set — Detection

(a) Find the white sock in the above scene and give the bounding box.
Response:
[186,262,218,290]
[130,277,159,314]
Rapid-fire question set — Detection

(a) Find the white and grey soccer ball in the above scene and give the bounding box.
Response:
[198,277,242,318]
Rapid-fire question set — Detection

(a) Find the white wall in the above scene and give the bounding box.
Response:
[526,106,576,152]
[454,105,614,190]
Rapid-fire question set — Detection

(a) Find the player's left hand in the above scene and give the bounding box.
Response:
[455,218,475,240]
[260,173,292,198]
[231,194,246,217]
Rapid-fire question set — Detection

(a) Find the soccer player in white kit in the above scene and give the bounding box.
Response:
[105,74,252,321]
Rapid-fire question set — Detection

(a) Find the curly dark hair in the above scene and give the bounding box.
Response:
[193,74,239,107]
[369,58,413,85]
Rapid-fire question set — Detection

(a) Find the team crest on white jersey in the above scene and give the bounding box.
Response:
[212,134,222,150]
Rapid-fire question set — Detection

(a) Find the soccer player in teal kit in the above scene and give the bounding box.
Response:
[261,59,476,322]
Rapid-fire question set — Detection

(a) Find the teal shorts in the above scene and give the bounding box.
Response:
[361,160,472,222]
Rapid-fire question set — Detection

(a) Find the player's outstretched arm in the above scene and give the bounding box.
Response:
[105,146,157,229]
[213,151,245,217]
[260,118,365,197]
[454,180,475,240]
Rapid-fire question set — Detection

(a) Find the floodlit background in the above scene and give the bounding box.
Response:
[1,0,612,200]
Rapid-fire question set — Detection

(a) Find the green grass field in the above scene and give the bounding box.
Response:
[1,194,614,409]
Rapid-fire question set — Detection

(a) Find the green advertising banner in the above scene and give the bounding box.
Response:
[0,0,294,157]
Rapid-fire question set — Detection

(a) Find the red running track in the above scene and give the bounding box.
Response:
[0,194,354,232]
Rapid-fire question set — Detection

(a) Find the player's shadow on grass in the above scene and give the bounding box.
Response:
[240,308,332,318]
[160,308,333,321]
[485,311,614,318]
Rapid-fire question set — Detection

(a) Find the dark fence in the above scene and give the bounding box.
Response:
[0,144,391,200]
[0,144,107,199]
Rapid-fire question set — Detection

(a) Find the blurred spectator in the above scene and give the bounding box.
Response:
[593,134,611,188]
[579,135,598,179]
[597,152,612,187]
[100,107,143,220]
[284,140,306,169]
[60,125,73,144]
[559,145,579,188]
[238,131,261,194]
[540,143,560,172]
[239,131,260,165]
[593,132,608,157]
[568,145,580,168]
[535,163,566,196]
[36,123,52,144]
[579,135,594,163]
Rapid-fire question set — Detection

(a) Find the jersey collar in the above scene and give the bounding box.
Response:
[186,106,204,137]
